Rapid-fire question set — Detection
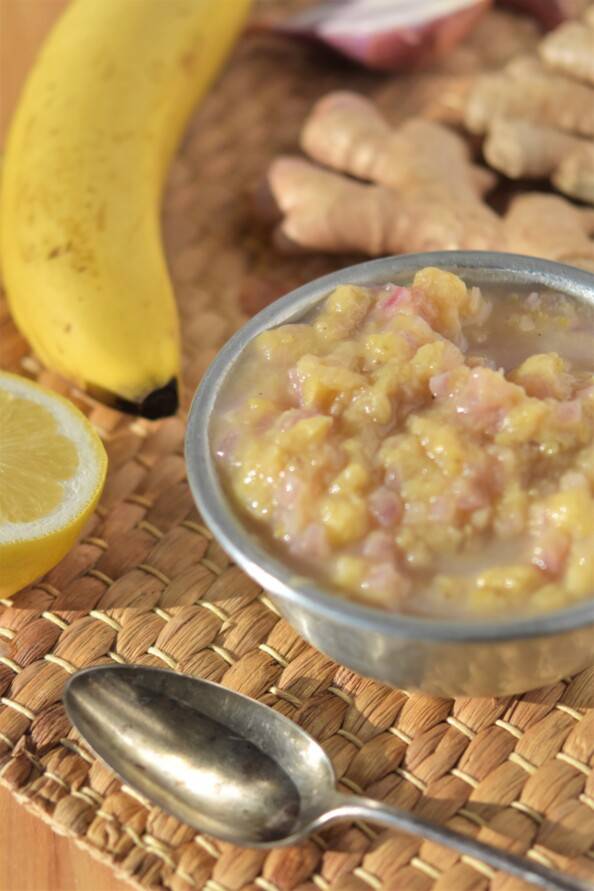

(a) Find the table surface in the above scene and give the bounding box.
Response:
[1,4,129,889]
[0,785,126,891]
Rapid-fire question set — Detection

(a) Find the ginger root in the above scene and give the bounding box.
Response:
[269,92,501,255]
[420,9,541,125]
[464,7,594,204]
[504,193,594,271]
[465,56,594,138]
[484,119,594,203]
[540,19,594,84]
[267,91,594,265]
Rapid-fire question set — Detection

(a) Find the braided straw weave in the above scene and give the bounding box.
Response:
[2,12,594,891]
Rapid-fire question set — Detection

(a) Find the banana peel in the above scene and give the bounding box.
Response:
[1,0,251,418]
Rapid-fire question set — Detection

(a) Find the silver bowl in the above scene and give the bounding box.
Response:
[186,251,594,697]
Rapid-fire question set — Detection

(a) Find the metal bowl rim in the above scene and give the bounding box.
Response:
[185,250,594,644]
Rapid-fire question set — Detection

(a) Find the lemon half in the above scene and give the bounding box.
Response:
[0,372,107,597]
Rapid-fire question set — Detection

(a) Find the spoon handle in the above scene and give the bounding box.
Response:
[325,794,591,891]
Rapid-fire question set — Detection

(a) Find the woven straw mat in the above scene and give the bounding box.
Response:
[2,16,594,891]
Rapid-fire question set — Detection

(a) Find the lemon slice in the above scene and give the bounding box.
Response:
[0,372,107,597]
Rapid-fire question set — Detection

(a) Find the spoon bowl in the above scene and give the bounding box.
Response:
[64,664,333,845]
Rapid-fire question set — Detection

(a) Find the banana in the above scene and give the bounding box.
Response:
[1,0,251,418]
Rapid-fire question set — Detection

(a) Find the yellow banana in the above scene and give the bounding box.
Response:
[1,0,251,417]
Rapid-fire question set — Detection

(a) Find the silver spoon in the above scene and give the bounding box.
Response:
[64,666,590,891]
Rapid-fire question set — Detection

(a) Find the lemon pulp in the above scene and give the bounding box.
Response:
[0,372,107,596]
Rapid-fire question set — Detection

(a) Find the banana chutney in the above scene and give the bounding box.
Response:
[213,268,594,617]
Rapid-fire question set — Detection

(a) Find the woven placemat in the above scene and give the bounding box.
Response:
[2,10,594,890]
